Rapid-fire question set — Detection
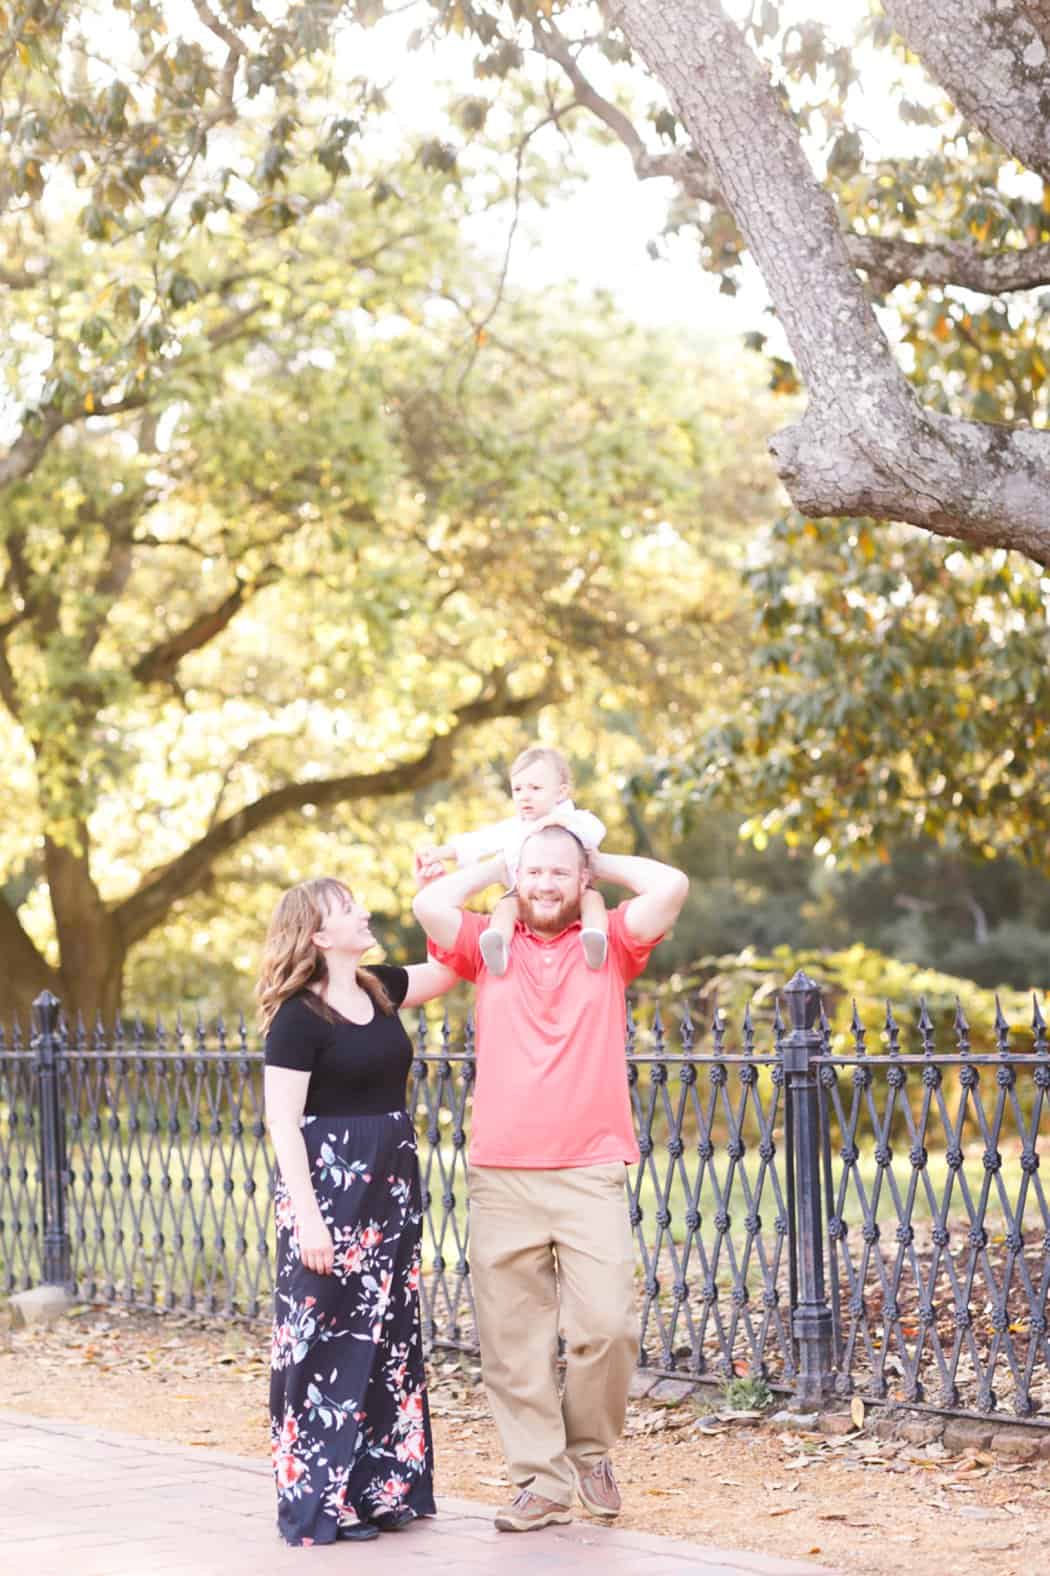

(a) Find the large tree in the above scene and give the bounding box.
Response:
[603,0,1050,556]
[12,0,1049,1013]
[8,3,1049,559]
[299,0,1048,560]
[1,98,770,1021]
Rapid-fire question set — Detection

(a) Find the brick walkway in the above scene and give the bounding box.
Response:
[1,1412,836,1576]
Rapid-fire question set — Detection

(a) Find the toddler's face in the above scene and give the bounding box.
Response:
[510,760,568,820]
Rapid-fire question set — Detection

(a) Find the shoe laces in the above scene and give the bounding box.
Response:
[591,1458,615,1488]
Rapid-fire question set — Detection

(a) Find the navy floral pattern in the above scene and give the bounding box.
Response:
[269,1111,435,1545]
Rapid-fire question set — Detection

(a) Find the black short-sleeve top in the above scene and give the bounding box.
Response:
[264,966,413,1117]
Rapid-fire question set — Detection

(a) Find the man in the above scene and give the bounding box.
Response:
[413,827,689,1533]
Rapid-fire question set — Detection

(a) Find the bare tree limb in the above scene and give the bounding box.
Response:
[534,12,1047,300]
[80,491,151,658]
[114,666,563,945]
[882,1,1050,183]
[130,571,279,687]
[606,0,1050,559]
[0,391,150,491]
[847,235,1050,294]
[1019,1,1050,51]
[533,14,721,201]
[0,262,51,289]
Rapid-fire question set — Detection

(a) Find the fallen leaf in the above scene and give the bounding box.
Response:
[850,1395,865,1429]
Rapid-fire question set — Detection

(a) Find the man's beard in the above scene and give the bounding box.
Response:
[518,891,582,935]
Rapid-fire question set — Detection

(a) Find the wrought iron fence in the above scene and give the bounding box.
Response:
[2,980,1048,1427]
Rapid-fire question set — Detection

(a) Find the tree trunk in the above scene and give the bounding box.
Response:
[883,2,1050,183]
[608,0,1050,559]
[44,837,126,1030]
[0,898,59,1032]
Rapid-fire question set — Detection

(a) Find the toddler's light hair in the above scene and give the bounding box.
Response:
[510,745,572,786]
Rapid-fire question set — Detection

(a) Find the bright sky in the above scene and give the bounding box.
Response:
[58,0,910,347]
[344,0,907,344]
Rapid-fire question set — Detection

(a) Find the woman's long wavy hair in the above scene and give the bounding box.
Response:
[255,877,394,1035]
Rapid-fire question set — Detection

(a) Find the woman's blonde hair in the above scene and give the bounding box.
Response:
[255,877,393,1035]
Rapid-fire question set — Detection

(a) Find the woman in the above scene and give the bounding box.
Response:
[257,877,457,1546]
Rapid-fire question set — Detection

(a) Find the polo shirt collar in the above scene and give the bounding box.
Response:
[515,917,583,945]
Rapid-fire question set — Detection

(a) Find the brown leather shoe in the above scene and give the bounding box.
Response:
[494,1489,572,1532]
[576,1457,621,1517]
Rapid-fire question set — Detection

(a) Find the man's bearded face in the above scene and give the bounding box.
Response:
[516,831,587,935]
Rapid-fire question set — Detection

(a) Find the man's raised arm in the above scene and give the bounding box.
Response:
[412,854,507,951]
[588,851,689,944]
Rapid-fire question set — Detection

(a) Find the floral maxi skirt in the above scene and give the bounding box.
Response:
[269,1110,435,1545]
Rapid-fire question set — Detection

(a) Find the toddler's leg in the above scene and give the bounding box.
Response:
[580,889,608,969]
[480,892,519,976]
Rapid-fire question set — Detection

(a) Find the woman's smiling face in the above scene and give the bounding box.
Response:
[314,886,375,956]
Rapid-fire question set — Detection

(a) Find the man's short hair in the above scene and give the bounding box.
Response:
[510,745,571,785]
[519,823,589,869]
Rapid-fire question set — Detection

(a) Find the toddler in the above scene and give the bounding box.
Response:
[417,746,608,975]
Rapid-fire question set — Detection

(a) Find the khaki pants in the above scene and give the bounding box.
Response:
[467,1162,639,1505]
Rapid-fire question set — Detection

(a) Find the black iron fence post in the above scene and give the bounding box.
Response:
[32,989,71,1287]
[783,969,834,1406]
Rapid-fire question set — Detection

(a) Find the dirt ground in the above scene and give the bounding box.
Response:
[2,1303,1049,1575]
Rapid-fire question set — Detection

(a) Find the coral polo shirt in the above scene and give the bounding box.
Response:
[428,902,657,1168]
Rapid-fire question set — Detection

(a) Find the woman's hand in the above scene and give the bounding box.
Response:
[298,1215,335,1275]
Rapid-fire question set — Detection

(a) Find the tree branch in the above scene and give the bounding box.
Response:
[1019,1,1050,51]
[190,0,248,61]
[0,894,58,1006]
[114,666,563,945]
[205,301,268,349]
[0,390,150,492]
[536,11,1045,301]
[882,1,1050,183]
[130,571,278,687]
[533,14,721,201]
[606,0,1050,559]
[771,406,1050,562]
[79,492,150,658]
[847,234,1050,294]
[0,637,21,719]
[0,262,50,289]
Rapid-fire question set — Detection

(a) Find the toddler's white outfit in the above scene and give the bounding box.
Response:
[450,800,606,884]
[450,801,607,975]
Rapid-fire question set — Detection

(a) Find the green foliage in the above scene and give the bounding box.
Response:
[720,1375,773,1412]
[666,514,1050,874]
[8,0,1047,1016]
[0,44,781,1012]
[654,941,1042,1060]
